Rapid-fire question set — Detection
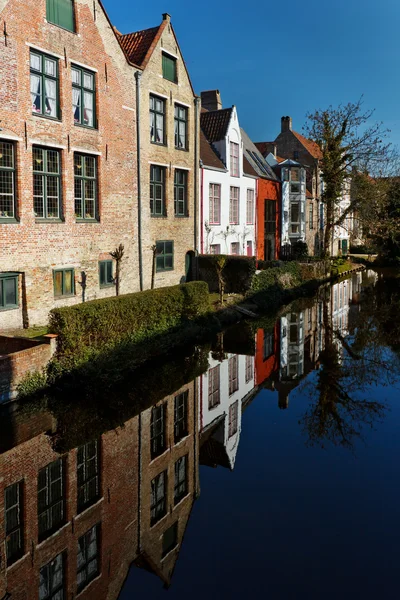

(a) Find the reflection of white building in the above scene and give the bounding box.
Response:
[331,279,352,339]
[198,352,255,470]
[279,311,305,380]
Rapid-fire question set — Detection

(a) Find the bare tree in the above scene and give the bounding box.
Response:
[109,244,124,296]
[304,98,392,255]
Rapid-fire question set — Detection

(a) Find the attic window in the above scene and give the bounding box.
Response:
[46,0,75,32]
[162,53,177,83]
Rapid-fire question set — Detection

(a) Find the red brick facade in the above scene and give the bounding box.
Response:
[0,0,139,329]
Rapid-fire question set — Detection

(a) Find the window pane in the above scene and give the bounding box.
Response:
[4,278,17,306]
[30,53,41,71]
[31,74,42,113]
[54,272,63,296]
[72,68,80,85]
[64,270,73,294]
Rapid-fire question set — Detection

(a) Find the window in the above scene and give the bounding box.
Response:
[174,455,188,504]
[162,522,178,557]
[230,142,239,176]
[162,52,177,83]
[290,168,301,193]
[245,355,253,383]
[5,481,23,566]
[210,244,221,255]
[77,524,100,592]
[74,153,97,220]
[175,104,187,149]
[290,202,300,235]
[53,269,74,297]
[209,183,221,225]
[208,365,220,409]
[156,240,174,272]
[0,273,18,310]
[228,401,238,438]
[230,242,240,255]
[150,165,166,216]
[46,0,75,31]
[263,330,274,360]
[33,147,61,219]
[150,95,166,144]
[77,440,100,513]
[309,203,314,229]
[38,458,65,541]
[174,169,188,216]
[174,391,188,443]
[265,200,276,234]
[99,260,113,287]
[246,240,253,257]
[72,65,95,128]
[229,187,239,224]
[30,52,59,119]
[39,552,65,600]
[150,404,166,459]
[151,471,167,525]
[0,141,16,220]
[228,355,239,395]
[246,189,254,224]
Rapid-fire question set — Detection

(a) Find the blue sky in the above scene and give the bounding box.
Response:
[105,0,400,148]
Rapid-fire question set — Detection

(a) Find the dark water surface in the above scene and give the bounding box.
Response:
[2,269,400,600]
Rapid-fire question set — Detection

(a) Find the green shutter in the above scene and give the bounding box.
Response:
[47,0,75,32]
[162,54,176,82]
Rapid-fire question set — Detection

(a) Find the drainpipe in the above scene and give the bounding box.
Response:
[200,164,204,253]
[194,96,200,256]
[255,178,258,259]
[135,71,143,291]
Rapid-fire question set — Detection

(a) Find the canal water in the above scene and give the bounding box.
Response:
[1,269,400,599]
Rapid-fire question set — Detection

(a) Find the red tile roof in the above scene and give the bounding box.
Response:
[117,25,162,67]
[200,130,226,170]
[292,131,323,159]
[200,108,232,143]
[254,141,276,157]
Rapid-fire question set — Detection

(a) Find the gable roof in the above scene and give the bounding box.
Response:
[117,25,162,68]
[254,141,276,157]
[243,155,258,178]
[200,108,232,143]
[200,130,226,171]
[241,128,278,181]
[291,131,323,159]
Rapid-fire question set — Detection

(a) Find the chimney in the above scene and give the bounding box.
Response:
[281,116,292,133]
[201,90,222,112]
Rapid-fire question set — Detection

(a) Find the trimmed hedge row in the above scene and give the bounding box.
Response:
[196,254,256,293]
[49,281,210,356]
[250,262,302,293]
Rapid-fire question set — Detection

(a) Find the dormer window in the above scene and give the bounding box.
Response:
[46,0,75,32]
[162,52,177,83]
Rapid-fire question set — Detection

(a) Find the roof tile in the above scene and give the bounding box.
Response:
[117,26,161,67]
[200,108,232,143]
[200,130,226,170]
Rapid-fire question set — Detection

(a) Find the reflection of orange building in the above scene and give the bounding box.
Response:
[255,322,280,386]
[256,179,281,261]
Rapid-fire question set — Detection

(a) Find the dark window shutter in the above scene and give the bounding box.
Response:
[47,0,75,32]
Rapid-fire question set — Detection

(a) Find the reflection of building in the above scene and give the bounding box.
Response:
[255,324,280,386]
[0,405,139,600]
[199,352,255,470]
[331,279,352,342]
[135,381,199,587]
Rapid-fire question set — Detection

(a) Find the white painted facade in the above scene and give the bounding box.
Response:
[200,107,257,256]
[332,177,352,256]
[279,311,305,380]
[198,351,255,470]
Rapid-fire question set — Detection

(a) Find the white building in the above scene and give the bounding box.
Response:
[198,351,255,470]
[200,91,257,256]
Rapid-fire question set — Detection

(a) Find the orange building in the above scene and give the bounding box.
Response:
[255,322,280,387]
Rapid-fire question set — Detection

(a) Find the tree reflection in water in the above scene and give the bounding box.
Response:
[299,276,400,450]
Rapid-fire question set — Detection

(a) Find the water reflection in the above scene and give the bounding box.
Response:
[0,271,399,598]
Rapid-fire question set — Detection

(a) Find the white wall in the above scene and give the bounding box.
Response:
[199,351,255,470]
[200,108,256,255]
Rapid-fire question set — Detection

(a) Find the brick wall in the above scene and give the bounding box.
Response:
[138,15,199,290]
[0,0,139,329]
[0,334,56,401]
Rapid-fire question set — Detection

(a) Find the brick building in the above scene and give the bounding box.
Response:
[117,14,200,290]
[0,0,139,329]
[0,405,139,599]
[135,379,199,586]
[256,116,323,256]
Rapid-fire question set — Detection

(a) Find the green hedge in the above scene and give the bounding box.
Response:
[197,254,256,293]
[49,281,210,356]
[250,262,302,293]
